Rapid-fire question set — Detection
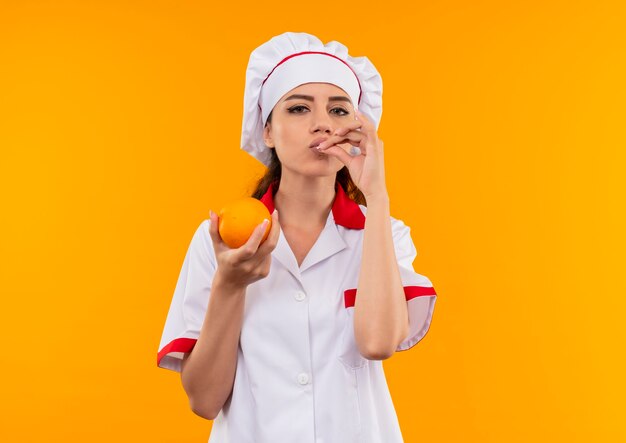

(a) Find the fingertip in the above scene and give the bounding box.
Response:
[255,219,269,237]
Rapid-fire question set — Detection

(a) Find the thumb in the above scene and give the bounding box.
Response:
[320,144,354,167]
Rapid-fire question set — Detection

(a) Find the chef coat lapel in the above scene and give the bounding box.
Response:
[259,181,365,281]
[273,229,303,281]
[271,213,347,280]
[299,214,347,273]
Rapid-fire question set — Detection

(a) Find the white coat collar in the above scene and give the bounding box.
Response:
[259,181,365,278]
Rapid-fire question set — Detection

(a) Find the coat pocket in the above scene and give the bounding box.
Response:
[338,289,369,370]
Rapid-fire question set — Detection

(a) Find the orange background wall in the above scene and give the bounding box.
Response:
[1,1,624,441]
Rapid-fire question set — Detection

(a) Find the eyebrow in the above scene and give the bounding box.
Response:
[283,94,352,104]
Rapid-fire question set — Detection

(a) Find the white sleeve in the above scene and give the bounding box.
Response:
[391,217,438,352]
[156,219,217,373]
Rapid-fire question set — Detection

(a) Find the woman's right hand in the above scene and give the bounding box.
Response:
[208,209,280,290]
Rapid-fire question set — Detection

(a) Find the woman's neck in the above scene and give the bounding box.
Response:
[273,175,336,230]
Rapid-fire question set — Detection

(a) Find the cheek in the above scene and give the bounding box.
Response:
[274,126,306,150]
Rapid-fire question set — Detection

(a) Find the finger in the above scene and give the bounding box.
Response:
[319,140,367,158]
[349,146,362,156]
[208,210,226,251]
[319,144,359,167]
[257,209,280,255]
[354,108,377,137]
[317,132,366,152]
[333,122,362,137]
[237,217,271,259]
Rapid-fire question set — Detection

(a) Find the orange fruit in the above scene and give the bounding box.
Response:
[217,197,272,249]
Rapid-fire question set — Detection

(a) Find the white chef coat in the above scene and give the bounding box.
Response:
[157,182,437,443]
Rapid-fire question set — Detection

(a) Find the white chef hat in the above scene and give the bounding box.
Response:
[241,32,383,166]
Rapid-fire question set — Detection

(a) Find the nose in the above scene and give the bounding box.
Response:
[311,107,333,134]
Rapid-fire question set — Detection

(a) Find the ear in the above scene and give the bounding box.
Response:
[263,124,275,148]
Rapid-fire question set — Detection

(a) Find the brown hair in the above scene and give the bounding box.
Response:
[250,110,367,206]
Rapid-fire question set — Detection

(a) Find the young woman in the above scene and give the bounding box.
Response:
[157,32,438,443]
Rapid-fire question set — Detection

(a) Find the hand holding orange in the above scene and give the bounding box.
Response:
[216,197,272,249]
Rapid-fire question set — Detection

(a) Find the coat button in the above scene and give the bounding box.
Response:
[297,372,310,385]
[294,291,306,301]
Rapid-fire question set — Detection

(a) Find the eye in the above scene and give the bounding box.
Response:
[287,105,309,113]
[331,107,349,116]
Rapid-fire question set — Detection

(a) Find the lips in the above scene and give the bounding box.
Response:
[309,137,328,149]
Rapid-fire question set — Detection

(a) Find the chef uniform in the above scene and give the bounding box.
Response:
[157,32,438,443]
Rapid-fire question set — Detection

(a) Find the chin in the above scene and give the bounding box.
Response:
[287,160,341,178]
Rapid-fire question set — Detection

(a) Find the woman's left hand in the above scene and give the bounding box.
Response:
[315,108,387,200]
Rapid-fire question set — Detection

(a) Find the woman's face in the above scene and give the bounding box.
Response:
[263,82,356,177]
